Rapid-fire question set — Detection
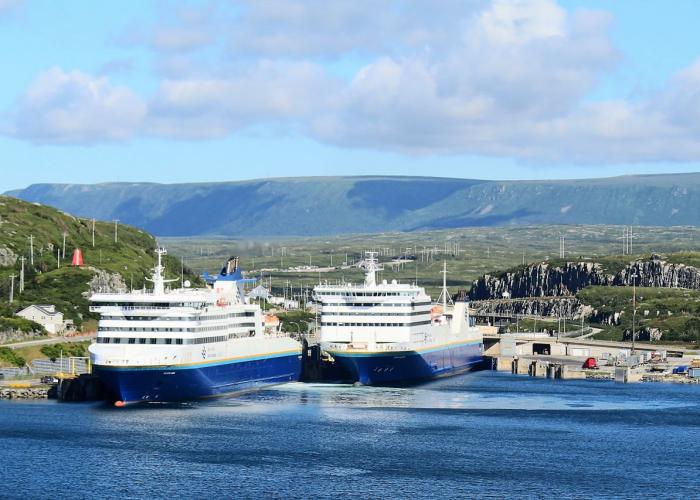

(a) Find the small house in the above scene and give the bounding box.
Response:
[15,304,65,334]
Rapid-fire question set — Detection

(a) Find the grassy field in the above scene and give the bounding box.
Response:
[162,224,699,299]
[0,341,93,368]
[163,225,700,346]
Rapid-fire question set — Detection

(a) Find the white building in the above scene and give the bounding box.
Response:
[15,304,65,334]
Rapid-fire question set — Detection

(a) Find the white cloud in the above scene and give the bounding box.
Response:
[11,67,146,144]
[0,0,19,14]
[7,0,700,165]
[146,61,336,138]
[477,0,566,44]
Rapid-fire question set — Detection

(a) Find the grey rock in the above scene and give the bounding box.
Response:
[0,246,18,267]
[88,269,127,294]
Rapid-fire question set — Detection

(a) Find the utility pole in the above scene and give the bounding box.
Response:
[20,256,25,293]
[92,218,96,247]
[113,219,119,243]
[629,226,633,254]
[28,235,34,266]
[9,274,16,304]
[559,235,565,259]
[622,227,627,254]
[57,248,60,269]
[62,231,67,259]
[631,273,637,354]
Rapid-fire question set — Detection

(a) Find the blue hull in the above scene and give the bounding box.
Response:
[329,341,483,385]
[94,353,302,404]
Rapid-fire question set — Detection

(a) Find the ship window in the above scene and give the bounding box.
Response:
[128,338,136,344]
[138,338,146,344]
[113,338,121,344]
[165,338,172,345]
[176,339,183,345]
[149,338,157,344]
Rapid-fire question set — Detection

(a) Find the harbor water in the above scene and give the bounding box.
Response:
[1,372,699,498]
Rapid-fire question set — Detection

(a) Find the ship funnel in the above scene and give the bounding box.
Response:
[451,301,468,333]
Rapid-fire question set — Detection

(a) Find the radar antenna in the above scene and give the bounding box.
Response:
[146,248,179,294]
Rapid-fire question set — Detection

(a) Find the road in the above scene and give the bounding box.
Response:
[2,334,96,349]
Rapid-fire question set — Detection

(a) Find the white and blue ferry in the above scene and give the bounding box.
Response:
[316,252,483,385]
[88,249,301,405]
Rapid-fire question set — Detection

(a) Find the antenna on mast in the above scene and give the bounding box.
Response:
[146,247,178,294]
[363,251,382,287]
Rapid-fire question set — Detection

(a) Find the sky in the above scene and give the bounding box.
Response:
[1,0,700,192]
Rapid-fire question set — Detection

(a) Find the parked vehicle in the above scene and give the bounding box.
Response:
[582,357,598,369]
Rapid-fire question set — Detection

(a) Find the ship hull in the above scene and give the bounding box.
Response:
[327,341,482,385]
[93,352,301,404]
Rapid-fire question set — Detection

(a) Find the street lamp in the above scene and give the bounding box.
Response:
[287,321,303,339]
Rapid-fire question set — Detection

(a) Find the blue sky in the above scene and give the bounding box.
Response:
[1,0,699,192]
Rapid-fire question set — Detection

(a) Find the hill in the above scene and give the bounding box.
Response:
[467,253,700,344]
[6,173,700,237]
[0,196,197,335]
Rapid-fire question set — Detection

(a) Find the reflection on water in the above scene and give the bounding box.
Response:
[1,371,699,499]
[255,374,691,412]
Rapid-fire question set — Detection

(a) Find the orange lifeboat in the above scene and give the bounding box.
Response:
[264,314,280,328]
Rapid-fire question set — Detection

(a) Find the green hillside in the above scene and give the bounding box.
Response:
[7,173,700,236]
[578,286,700,344]
[0,196,198,332]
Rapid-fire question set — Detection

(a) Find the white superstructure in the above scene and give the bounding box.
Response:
[315,252,481,356]
[89,250,297,370]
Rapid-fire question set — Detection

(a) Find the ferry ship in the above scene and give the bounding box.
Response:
[88,249,302,405]
[315,252,483,385]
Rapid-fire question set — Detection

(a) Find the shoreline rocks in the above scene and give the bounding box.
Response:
[0,386,50,400]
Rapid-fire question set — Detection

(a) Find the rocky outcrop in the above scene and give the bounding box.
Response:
[470,298,589,319]
[88,269,127,294]
[0,246,17,267]
[0,330,45,344]
[615,254,700,288]
[469,254,700,300]
[469,262,612,300]
[622,327,663,342]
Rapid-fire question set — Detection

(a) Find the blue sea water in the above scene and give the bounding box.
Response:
[1,372,699,499]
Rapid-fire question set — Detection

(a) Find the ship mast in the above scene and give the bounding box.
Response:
[363,251,381,288]
[437,260,453,309]
[146,248,177,294]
